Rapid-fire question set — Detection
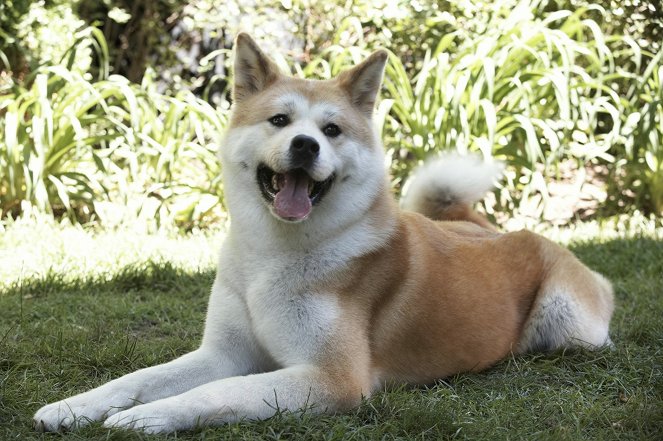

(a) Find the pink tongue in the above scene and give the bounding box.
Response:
[274,172,312,220]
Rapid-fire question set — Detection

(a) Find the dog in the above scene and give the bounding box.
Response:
[34,33,614,434]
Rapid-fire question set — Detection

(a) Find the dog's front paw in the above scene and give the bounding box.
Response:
[103,402,182,434]
[33,387,131,432]
[33,399,100,432]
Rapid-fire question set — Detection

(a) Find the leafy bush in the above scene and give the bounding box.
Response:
[379,2,641,219]
[0,27,226,228]
[1,0,661,229]
[300,0,663,220]
[0,0,32,75]
[613,49,663,214]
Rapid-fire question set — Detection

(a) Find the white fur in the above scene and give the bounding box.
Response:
[401,152,504,212]
[517,271,613,353]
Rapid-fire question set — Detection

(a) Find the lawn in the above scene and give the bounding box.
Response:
[1,215,662,440]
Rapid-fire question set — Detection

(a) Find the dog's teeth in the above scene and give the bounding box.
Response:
[272,175,280,191]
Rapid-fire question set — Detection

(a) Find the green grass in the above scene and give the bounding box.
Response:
[1,218,662,440]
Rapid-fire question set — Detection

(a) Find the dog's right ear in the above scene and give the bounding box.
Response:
[233,33,281,103]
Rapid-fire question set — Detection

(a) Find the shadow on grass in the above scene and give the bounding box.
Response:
[568,236,663,278]
[1,260,216,299]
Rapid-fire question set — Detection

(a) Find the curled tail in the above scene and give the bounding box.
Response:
[400,153,503,229]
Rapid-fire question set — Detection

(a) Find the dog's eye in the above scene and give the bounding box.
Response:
[268,114,290,128]
[322,123,341,138]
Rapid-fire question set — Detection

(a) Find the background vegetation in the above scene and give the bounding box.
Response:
[1,0,662,229]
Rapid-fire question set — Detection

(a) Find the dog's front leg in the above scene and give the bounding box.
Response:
[34,287,263,432]
[103,363,367,434]
[33,348,230,431]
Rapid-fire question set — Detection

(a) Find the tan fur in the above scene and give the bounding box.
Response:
[417,199,497,230]
[231,78,379,144]
[313,193,613,394]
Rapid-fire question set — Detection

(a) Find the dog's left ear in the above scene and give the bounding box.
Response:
[337,50,389,117]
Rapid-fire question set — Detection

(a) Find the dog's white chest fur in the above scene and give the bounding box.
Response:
[246,272,339,365]
[218,242,341,366]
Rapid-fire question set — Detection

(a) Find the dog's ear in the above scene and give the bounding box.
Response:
[233,33,281,103]
[337,50,389,117]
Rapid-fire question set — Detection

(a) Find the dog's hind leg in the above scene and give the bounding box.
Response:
[517,245,614,353]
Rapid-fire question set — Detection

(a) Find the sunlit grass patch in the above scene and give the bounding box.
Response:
[0,213,223,290]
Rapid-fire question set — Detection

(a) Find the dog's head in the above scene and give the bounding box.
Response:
[220,33,388,225]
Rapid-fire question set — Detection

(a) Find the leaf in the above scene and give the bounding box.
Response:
[47,174,71,211]
[513,114,543,165]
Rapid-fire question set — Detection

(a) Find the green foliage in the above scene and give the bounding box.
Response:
[0,26,110,219]
[613,49,663,214]
[548,0,662,53]
[76,0,190,82]
[300,0,663,219]
[0,26,226,228]
[0,0,32,73]
[1,0,662,227]
[379,2,638,217]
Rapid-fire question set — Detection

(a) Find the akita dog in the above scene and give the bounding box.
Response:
[34,33,614,434]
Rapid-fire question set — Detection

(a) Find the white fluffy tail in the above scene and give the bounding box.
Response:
[401,153,504,225]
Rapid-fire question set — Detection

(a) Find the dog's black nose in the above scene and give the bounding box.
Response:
[290,135,319,169]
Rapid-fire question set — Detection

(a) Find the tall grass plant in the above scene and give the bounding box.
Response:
[0,27,227,228]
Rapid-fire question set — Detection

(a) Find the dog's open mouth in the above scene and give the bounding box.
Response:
[257,164,334,221]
